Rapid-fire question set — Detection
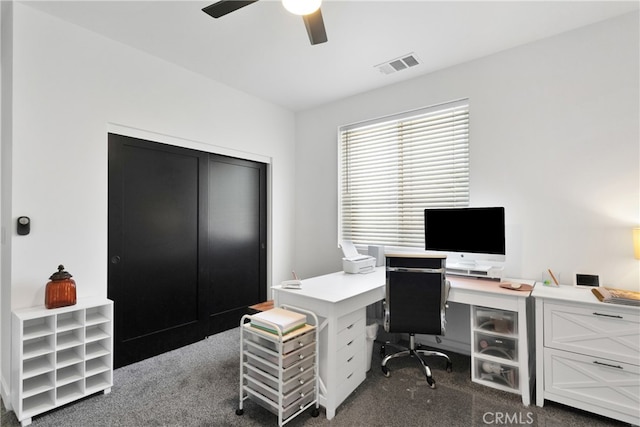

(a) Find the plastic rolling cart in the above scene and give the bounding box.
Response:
[236,305,320,426]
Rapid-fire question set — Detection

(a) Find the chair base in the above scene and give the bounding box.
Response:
[381,333,453,388]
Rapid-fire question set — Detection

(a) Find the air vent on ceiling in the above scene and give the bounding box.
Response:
[375,53,421,75]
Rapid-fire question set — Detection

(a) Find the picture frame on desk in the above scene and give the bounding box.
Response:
[573,273,600,288]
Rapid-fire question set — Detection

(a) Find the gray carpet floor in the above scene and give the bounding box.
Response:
[1,326,631,427]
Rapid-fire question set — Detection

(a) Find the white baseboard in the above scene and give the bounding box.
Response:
[1,373,12,412]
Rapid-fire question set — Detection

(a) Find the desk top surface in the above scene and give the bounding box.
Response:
[531,283,640,312]
[272,267,534,304]
[273,268,386,303]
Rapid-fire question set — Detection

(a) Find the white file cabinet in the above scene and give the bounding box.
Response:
[237,306,319,426]
[11,297,113,426]
[533,285,640,425]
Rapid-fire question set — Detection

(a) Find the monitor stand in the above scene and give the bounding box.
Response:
[446,262,503,280]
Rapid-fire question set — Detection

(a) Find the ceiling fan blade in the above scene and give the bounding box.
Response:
[202,0,259,19]
[302,8,328,45]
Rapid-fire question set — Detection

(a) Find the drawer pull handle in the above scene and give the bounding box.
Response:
[298,341,304,347]
[299,367,305,372]
[347,324,354,329]
[299,354,304,360]
[299,392,305,398]
[347,340,354,346]
[593,361,623,369]
[592,312,623,319]
[347,373,353,379]
[299,379,305,385]
[347,356,354,363]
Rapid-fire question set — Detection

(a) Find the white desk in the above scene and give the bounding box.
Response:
[272,267,534,419]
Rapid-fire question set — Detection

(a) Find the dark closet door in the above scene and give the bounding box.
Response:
[108,134,208,367]
[108,134,267,367]
[208,155,267,335]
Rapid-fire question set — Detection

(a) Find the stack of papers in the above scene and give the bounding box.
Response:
[251,308,306,335]
[592,287,640,307]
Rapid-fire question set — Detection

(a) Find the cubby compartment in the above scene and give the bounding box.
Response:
[22,372,54,398]
[57,328,84,351]
[56,363,84,387]
[23,335,54,360]
[23,316,55,340]
[86,355,111,376]
[22,390,55,419]
[56,380,84,405]
[57,346,84,369]
[86,339,110,360]
[57,311,84,332]
[85,305,111,326]
[23,354,54,379]
[86,371,112,394]
[12,298,113,427]
[85,324,110,343]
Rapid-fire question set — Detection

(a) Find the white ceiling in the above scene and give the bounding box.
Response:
[24,0,640,112]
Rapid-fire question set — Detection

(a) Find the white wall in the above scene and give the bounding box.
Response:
[294,12,640,290]
[1,2,297,403]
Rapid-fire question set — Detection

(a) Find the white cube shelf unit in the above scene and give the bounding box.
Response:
[11,297,113,426]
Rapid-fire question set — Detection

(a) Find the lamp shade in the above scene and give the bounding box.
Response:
[282,0,321,15]
[634,228,640,259]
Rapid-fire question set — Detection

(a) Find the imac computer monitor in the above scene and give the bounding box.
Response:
[424,207,506,266]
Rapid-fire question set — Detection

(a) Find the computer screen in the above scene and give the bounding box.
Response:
[424,207,506,264]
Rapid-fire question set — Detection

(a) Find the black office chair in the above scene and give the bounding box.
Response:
[380,255,452,388]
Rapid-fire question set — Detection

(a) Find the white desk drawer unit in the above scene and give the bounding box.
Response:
[533,285,640,425]
[334,309,366,406]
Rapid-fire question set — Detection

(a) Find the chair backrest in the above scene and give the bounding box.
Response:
[384,255,447,335]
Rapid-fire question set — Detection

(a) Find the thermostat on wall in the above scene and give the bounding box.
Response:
[574,273,600,288]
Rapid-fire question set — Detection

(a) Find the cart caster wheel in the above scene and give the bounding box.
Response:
[311,408,320,417]
[426,377,436,389]
[380,345,386,358]
[381,365,390,377]
[235,409,244,416]
[446,361,453,373]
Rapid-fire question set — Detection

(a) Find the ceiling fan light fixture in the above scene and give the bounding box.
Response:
[282,0,321,16]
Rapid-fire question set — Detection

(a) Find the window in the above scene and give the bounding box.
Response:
[339,99,469,249]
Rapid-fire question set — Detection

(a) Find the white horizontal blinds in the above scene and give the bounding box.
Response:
[340,100,469,248]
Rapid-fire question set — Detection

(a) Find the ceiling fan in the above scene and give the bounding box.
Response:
[202,0,328,45]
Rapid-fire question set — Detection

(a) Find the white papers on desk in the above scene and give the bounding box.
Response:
[251,307,306,335]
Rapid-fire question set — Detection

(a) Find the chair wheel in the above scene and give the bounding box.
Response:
[427,377,436,389]
[311,408,320,417]
[446,361,453,373]
[381,365,390,377]
[380,345,386,358]
[235,409,244,416]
